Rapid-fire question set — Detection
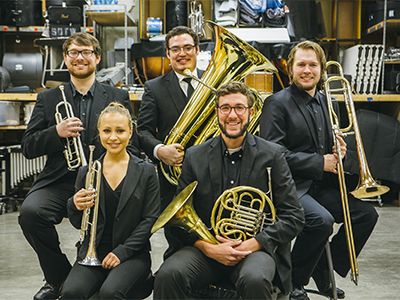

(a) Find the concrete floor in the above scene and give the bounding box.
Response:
[0,202,399,300]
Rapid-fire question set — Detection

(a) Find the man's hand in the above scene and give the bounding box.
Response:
[102,252,121,269]
[332,134,347,159]
[157,144,185,166]
[73,188,95,210]
[56,117,84,138]
[233,237,263,252]
[325,134,347,174]
[194,235,252,266]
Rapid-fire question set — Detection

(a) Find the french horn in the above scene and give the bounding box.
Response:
[151,169,275,243]
[159,21,277,186]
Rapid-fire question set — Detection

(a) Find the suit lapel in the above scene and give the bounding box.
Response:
[209,138,224,200]
[165,72,187,113]
[291,87,319,148]
[88,82,107,145]
[320,95,334,146]
[240,134,256,186]
[116,156,143,217]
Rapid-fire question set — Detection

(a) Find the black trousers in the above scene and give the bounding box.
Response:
[18,179,75,285]
[60,252,151,300]
[291,184,378,286]
[154,246,276,300]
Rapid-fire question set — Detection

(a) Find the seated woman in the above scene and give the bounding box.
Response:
[60,102,160,300]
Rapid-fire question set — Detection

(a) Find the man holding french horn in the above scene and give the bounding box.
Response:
[260,41,379,300]
[153,81,305,299]
[18,32,140,300]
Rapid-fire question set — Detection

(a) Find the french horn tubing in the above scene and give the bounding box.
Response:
[159,21,278,186]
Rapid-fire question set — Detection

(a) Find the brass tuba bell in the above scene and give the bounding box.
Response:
[159,21,278,186]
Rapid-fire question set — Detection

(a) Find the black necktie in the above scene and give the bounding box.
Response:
[183,77,194,100]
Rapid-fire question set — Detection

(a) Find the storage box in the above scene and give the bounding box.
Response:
[0,101,21,126]
[366,1,400,30]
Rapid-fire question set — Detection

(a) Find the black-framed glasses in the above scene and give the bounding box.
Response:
[218,105,249,115]
[66,49,95,58]
[168,44,196,54]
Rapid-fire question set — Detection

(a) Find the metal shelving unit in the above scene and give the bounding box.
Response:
[83,4,137,85]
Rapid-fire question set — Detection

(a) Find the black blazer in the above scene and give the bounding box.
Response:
[260,84,338,198]
[175,133,304,295]
[21,81,140,195]
[136,69,205,202]
[67,153,160,263]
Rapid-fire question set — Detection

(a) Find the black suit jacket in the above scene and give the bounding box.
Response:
[136,69,205,203]
[67,153,160,263]
[260,84,338,198]
[175,133,304,294]
[21,81,140,195]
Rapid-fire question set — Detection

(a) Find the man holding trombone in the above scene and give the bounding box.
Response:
[260,41,378,300]
[18,32,140,300]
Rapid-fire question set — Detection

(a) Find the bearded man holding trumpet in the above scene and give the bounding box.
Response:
[18,32,140,300]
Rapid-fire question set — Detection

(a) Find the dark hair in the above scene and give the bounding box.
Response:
[98,102,134,131]
[286,40,326,80]
[62,32,101,56]
[215,81,254,108]
[165,26,199,49]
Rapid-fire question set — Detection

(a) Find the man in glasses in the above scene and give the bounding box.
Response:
[137,26,205,259]
[154,81,304,300]
[19,32,140,300]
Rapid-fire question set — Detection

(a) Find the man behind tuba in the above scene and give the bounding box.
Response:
[153,81,304,300]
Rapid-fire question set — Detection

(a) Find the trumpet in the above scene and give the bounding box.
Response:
[323,61,389,284]
[78,145,102,266]
[55,85,87,170]
[152,168,275,244]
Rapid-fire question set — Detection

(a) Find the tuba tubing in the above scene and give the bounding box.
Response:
[159,21,277,186]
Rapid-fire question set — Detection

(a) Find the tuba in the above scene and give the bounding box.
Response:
[160,21,277,186]
[55,85,87,170]
[78,145,102,266]
[323,61,389,284]
[151,169,275,243]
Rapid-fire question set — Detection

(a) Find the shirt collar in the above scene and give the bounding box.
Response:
[70,80,96,97]
[219,132,247,157]
[292,83,320,106]
[175,69,199,82]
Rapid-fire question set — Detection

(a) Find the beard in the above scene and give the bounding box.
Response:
[218,114,250,139]
[293,76,320,92]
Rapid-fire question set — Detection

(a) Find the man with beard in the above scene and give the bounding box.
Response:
[19,32,140,300]
[153,81,304,300]
[260,41,378,300]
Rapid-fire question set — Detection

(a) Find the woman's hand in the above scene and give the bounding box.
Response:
[73,188,95,210]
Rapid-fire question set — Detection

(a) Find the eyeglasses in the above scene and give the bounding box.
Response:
[66,49,95,58]
[218,105,249,115]
[168,44,196,54]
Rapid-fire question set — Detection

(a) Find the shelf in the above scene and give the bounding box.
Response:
[365,19,400,35]
[84,5,137,26]
[0,26,44,33]
[336,94,400,102]
[0,125,27,130]
[0,93,141,102]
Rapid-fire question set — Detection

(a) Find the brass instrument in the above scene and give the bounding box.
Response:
[188,0,206,39]
[55,85,87,170]
[160,21,277,186]
[78,145,102,266]
[323,61,389,284]
[152,169,275,243]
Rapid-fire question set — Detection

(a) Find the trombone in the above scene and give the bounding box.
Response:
[55,85,87,170]
[323,61,389,285]
[78,145,102,266]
